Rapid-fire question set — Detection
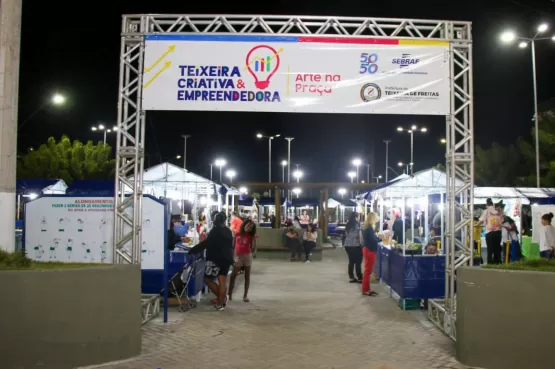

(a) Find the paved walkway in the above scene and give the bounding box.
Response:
[88,249,465,369]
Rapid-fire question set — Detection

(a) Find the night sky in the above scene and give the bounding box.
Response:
[18,0,555,183]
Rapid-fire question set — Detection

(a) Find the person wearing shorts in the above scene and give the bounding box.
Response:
[228,219,256,303]
[189,212,233,311]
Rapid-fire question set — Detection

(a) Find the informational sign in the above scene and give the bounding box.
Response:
[142,35,450,115]
[531,205,555,244]
[25,196,166,270]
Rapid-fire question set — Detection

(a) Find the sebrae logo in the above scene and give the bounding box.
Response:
[245,45,283,90]
[392,53,420,68]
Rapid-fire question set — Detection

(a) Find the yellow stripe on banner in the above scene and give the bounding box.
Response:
[398,40,449,46]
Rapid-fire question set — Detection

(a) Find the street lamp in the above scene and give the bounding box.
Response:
[91,124,118,144]
[398,162,411,174]
[256,133,281,186]
[293,170,303,183]
[440,138,446,144]
[239,187,248,194]
[293,188,301,199]
[500,23,555,188]
[352,158,362,183]
[19,93,67,131]
[397,125,427,175]
[215,158,226,182]
[373,175,383,184]
[226,169,236,183]
[338,188,347,199]
[281,160,288,182]
[348,171,356,183]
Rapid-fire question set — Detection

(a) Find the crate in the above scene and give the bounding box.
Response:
[398,298,421,310]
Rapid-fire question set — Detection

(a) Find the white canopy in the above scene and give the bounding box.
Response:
[327,198,342,208]
[371,168,463,200]
[130,162,218,200]
[42,179,68,194]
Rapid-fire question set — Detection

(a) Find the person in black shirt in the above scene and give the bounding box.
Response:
[189,212,233,311]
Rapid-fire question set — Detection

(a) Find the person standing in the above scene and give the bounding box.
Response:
[361,212,381,296]
[302,223,317,263]
[479,198,504,264]
[343,212,363,283]
[539,212,555,259]
[188,212,234,311]
[229,219,257,302]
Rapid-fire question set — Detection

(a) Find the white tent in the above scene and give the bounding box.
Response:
[42,179,68,194]
[474,187,529,205]
[370,168,463,200]
[327,198,342,208]
[130,162,218,200]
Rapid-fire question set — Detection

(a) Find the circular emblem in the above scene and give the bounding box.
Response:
[360,83,381,102]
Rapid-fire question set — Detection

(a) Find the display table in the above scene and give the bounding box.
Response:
[378,245,446,300]
[521,236,541,260]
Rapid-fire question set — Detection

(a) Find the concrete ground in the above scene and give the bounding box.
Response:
[85,249,466,369]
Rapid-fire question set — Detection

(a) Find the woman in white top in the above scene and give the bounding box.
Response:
[539,212,555,259]
[302,223,318,263]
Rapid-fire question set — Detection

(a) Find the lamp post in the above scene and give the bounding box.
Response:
[209,163,213,180]
[226,169,236,183]
[366,163,371,183]
[215,158,226,182]
[256,133,280,183]
[338,188,347,199]
[91,124,118,144]
[181,134,191,170]
[373,175,383,184]
[397,125,427,175]
[293,188,301,199]
[281,160,287,182]
[293,170,303,183]
[348,172,356,198]
[500,23,555,188]
[18,93,67,131]
[352,158,362,183]
[398,162,411,174]
[285,137,294,199]
[384,140,391,182]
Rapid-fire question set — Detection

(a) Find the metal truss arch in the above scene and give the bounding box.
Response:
[115,14,473,334]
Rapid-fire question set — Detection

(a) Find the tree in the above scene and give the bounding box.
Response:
[517,110,555,186]
[17,136,115,184]
[474,142,522,186]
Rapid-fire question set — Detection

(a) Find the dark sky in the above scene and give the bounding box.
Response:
[18,0,555,183]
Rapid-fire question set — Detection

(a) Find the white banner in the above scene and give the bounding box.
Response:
[25,196,166,270]
[142,35,450,115]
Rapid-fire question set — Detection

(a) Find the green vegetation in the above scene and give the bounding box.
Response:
[0,250,108,270]
[483,259,555,273]
[17,135,115,185]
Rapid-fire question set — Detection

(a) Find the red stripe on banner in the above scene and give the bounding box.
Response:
[298,37,399,45]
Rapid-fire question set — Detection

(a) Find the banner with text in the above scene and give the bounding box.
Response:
[142,35,450,115]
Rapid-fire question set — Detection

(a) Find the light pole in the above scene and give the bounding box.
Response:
[293,170,303,183]
[397,126,426,175]
[257,133,280,196]
[91,124,118,144]
[226,169,236,183]
[366,163,371,183]
[19,93,66,131]
[384,140,391,182]
[348,172,356,198]
[500,24,555,188]
[181,134,191,170]
[373,175,383,184]
[285,137,294,199]
[338,188,347,199]
[215,158,226,182]
[352,158,362,183]
[293,188,301,199]
[398,162,411,174]
[281,160,287,182]
[209,163,213,180]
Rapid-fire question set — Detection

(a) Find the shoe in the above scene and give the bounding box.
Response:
[356,279,363,284]
[349,279,358,283]
[305,260,311,263]
[214,305,225,311]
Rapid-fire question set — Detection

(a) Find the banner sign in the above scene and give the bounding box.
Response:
[24,196,166,270]
[142,35,450,115]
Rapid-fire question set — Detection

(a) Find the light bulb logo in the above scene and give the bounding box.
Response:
[245,45,282,90]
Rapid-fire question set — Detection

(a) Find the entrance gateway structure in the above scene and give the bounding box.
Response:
[114,14,473,338]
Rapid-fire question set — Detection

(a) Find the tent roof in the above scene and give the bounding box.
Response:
[370,168,462,199]
[16,179,67,195]
[134,162,218,199]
